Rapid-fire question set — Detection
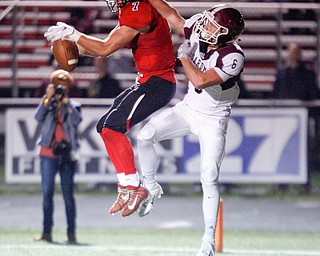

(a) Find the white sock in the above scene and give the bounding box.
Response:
[126,173,140,187]
[117,173,127,187]
[202,183,219,242]
[137,137,157,184]
[143,174,157,185]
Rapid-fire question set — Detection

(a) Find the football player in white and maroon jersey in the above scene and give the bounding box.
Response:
[44,0,176,217]
[137,2,245,255]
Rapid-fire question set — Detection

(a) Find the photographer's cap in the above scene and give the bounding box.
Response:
[50,69,73,87]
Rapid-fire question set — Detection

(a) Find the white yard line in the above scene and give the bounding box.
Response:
[1,245,320,256]
[224,249,320,256]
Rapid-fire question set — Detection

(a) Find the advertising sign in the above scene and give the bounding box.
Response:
[5,107,307,184]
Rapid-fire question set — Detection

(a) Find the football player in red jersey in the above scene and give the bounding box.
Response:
[44,0,176,217]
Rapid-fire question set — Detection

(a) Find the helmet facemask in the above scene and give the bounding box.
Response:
[193,5,245,46]
[106,0,129,12]
[193,10,229,45]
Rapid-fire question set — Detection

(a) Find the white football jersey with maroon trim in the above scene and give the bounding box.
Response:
[182,14,245,116]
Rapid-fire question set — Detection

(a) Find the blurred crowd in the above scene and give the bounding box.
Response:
[1,3,320,100]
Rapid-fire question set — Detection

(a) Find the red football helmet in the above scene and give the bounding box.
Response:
[106,0,130,12]
[193,4,245,45]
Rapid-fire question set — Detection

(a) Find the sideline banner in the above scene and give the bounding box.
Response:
[5,107,307,184]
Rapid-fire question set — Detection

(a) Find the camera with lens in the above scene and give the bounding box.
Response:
[55,84,66,97]
[50,85,66,109]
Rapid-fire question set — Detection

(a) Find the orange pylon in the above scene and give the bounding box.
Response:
[215,198,223,252]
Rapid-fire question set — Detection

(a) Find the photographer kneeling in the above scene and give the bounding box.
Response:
[34,69,82,244]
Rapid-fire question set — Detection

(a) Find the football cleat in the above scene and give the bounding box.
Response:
[138,182,163,217]
[109,185,129,215]
[121,185,149,217]
[196,237,216,256]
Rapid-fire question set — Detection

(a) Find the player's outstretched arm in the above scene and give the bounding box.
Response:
[148,0,185,35]
[45,23,142,58]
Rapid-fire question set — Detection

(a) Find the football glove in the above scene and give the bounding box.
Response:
[44,22,81,43]
[44,25,64,42]
[177,40,197,59]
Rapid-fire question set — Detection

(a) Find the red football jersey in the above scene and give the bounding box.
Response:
[119,0,176,84]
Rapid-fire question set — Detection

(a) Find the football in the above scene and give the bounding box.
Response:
[52,40,79,72]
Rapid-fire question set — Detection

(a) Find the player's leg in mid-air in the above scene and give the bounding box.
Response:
[97,86,148,217]
[196,115,229,256]
[137,103,191,217]
[97,78,175,217]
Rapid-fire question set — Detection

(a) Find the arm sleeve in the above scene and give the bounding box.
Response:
[34,97,50,122]
[213,52,244,82]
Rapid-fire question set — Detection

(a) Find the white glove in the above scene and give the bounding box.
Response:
[44,25,65,42]
[44,22,81,43]
[177,40,197,59]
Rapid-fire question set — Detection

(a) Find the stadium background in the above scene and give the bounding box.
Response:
[0,1,320,255]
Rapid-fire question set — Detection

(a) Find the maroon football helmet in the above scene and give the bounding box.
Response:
[193,4,245,45]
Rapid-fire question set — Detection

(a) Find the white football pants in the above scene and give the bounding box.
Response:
[137,102,229,241]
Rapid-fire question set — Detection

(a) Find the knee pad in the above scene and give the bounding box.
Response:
[138,124,156,143]
[201,170,219,186]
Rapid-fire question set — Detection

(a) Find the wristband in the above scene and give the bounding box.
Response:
[69,30,81,43]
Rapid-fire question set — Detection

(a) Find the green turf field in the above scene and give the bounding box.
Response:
[1,228,319,256]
